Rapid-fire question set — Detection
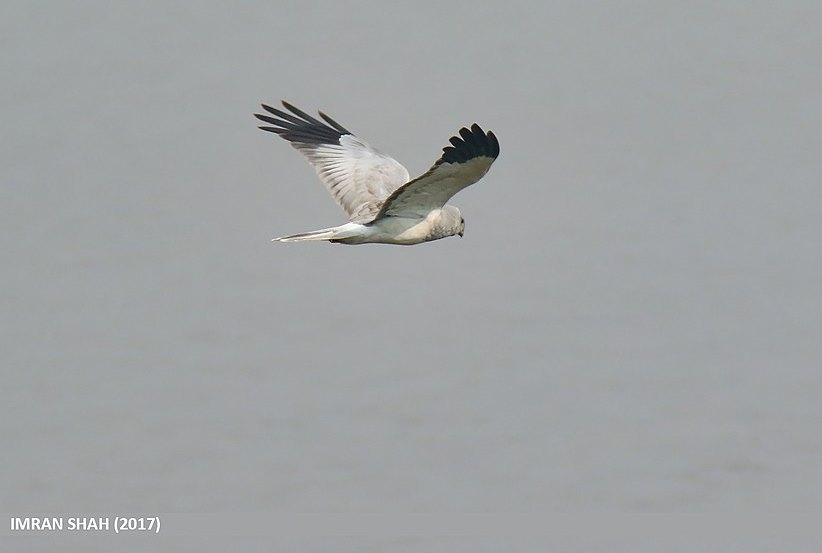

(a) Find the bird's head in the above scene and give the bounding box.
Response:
[441,205,464,239]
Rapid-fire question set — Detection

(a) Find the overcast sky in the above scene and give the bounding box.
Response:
[2,1,822,550]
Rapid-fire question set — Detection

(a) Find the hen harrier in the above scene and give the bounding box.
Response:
[254,101,499,245]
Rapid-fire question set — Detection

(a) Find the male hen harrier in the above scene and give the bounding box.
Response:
[254,101,499,245]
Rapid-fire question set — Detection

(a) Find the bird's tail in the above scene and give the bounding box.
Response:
[272,223,362,243]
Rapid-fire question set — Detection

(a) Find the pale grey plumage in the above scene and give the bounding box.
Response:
[254,101,499,245]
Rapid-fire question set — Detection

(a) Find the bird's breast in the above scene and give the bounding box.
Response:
[367,211,452,245]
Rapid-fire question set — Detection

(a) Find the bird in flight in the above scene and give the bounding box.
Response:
[254,101,499,245]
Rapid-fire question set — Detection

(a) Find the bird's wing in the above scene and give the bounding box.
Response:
[373,124,499,220]
[254,101,410,222]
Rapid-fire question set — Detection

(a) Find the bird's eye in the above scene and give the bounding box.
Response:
[460,218,465,224]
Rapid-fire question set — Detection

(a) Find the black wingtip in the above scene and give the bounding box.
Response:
[437,124,499,165]
[318,110,351,134]
[280,100,324,126]
[254,100,348,144]
[487,130,500,158]
[254,112,275,124]
[261,103,280,116]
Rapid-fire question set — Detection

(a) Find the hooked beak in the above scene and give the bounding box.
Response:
[458,231,464,238]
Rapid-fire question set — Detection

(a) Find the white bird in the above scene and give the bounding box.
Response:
[254,101,499,245]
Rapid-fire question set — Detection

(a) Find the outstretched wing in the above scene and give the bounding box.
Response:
[373,124,499,220]
[254,101,410,222]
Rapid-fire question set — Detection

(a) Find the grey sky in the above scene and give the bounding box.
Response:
[2,1,822,550]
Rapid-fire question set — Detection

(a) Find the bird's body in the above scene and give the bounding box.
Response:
[254,101,499,245]
[281,206,462,245]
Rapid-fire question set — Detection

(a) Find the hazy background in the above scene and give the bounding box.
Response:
[2,0,822,550]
